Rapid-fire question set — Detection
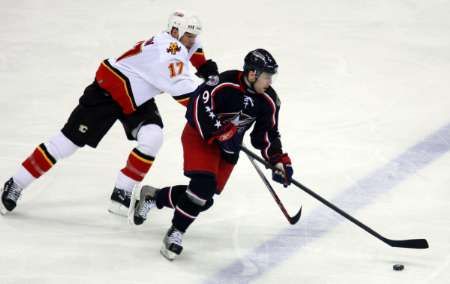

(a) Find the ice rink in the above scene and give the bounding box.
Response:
[1,1,449,283]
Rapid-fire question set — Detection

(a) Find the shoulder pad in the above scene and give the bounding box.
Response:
[219,70,242,83]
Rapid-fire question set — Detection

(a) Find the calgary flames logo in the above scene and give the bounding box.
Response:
[167,42,181,55]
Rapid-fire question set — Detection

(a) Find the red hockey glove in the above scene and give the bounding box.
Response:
[269,153,293,187]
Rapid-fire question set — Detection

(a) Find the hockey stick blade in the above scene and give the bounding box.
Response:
[240,146,429,249]
[288,206,302,225]
[385,238,429,249]
[245,149,302,225]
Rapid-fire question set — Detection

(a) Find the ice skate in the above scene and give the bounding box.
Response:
[108,187,131,217]
[1,178,23,215]
[160,226,184,261]
[128,185,160,225]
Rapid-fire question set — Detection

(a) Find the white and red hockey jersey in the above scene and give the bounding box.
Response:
[95,32,207,114]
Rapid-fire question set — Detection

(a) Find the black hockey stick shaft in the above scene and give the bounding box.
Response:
[240,146,429,249]
[245,151,302,225]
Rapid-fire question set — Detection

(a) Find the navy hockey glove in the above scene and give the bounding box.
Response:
[269,153,293,187]
[196,59,219,79]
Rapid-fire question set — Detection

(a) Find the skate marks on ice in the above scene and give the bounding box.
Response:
[204,122,450,283]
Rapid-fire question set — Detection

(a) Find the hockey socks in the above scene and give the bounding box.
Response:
[22,143,57,179]
[155,185,187,209]
[172,194,201,233]
[120,148,154,182]
[155,185,214,211]
[170,175,216,233]
[13,132,79,189]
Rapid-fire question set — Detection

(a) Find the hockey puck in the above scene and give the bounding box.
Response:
[393,264,404,271]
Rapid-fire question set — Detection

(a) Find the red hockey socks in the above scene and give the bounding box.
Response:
[120,148,154,182]
[22,143,57,178]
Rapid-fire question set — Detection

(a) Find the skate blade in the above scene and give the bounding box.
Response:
[127,186,141,225]
[160,245,178,261]
[0,203,8,215]
[107,201,128,217]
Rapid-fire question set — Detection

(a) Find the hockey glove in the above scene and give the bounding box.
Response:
[210,123,242,159]
[195,59,219,79]
[269,153,293,187]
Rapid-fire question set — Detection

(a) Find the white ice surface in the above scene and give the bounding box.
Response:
[1,1,449,283]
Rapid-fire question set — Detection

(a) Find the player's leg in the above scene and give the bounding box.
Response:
[215,157,236,194]
[1,81,119,214]
[159,155,234,258]
[109,98,164,216]
[155,185,214,211]
[160,174,217,261]
[160,123,221,260]
[1,132,79,214]
[130,183,215,225]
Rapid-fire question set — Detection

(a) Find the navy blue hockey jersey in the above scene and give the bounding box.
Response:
[185,70,284,160]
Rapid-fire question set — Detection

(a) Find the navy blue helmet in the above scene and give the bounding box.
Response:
[243,49,278,74]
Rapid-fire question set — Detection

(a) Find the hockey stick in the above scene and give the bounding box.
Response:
[244,150,302,225]
[240,146,429,249]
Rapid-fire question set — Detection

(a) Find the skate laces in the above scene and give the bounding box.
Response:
[137,197,155,218]
[116,188,131,200]
[5,180,21,201]
[168,229,183,245]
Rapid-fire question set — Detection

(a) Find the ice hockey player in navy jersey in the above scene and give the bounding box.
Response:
[0,11,219,216]
[130,49,294,260]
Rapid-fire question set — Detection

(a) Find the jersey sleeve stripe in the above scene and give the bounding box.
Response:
[193,95,205,139]
[261,92,276,127]
[96,60,138,114]
[176,97,190,106]
[173,93,191,106]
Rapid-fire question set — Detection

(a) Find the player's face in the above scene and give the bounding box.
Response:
[253,72,274,94]
[180,32,197,49]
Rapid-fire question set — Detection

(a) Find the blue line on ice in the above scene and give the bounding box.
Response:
[204,122,450,283]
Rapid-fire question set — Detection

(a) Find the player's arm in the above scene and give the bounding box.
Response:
[186,85,242,141]
[171,92,192,107]
[190,47,219,80]
[250,90,283,160]
[190,47,207,69]
[151,57,199,107]
[250,89,293,186]
[250,112,283,159]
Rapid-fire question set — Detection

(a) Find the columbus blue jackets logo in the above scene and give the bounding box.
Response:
[218,112,256,129]
[167,42,181,55]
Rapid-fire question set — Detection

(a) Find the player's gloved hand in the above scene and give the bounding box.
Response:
[211,123,240,154]
[196,59,219,79]
[269,153,293,187]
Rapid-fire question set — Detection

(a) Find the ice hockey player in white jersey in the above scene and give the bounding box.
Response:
[0,11,219,216]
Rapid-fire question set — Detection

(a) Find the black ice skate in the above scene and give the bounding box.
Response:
[1,178,23,214]
[129,185,160,225]
[160,226,184,261]
[108,187,131,217]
